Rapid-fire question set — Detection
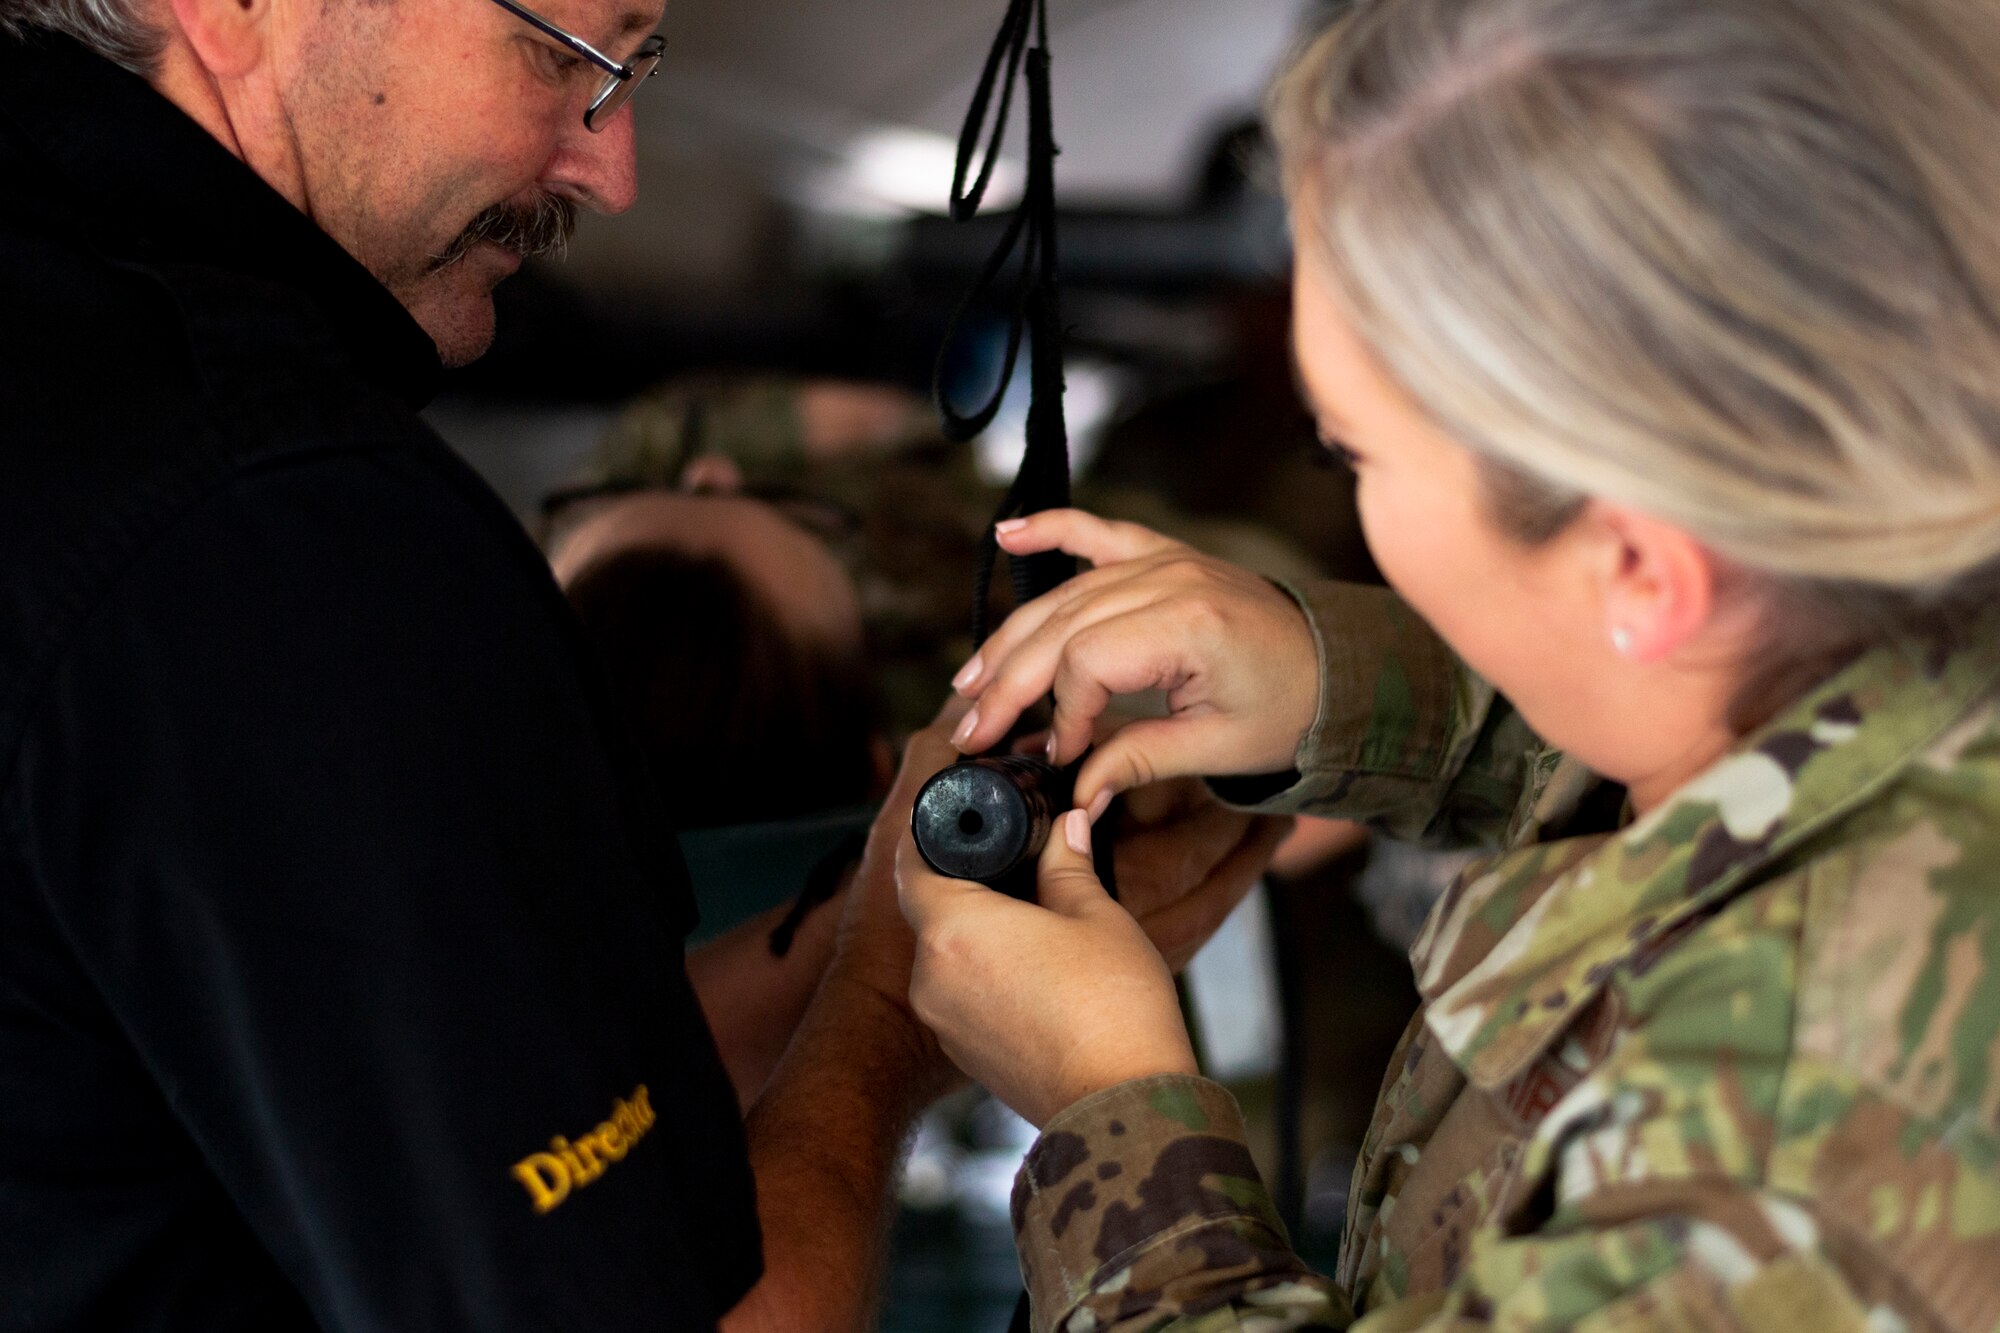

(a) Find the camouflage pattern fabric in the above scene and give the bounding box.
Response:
[1014,589,2000,1332]
[1209,580,1542,853]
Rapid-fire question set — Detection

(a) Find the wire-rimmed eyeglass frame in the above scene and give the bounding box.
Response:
[486,0,666,132]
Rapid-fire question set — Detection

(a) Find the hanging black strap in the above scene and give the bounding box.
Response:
[934,0,1076,645]
[932,12,1092,1332]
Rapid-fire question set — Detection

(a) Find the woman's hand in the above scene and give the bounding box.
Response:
[949,510,1320,819]
[898,809,1202,1129]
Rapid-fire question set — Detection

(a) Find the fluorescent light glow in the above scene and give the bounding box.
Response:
[811,127,1025,218]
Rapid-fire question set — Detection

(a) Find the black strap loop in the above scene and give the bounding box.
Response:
[949,0,1041,220]
[934,0,1076,647]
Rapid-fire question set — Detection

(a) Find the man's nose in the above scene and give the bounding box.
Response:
[545,104,639,215]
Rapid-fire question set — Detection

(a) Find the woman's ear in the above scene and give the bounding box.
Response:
[1588,501,1717,665]
[167,0,274,79]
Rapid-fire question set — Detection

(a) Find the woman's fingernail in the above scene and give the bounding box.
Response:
[1064,808,1091,855]
[995,518,1029,536]
[951,708,980,748]
[952,654,983,692]
[1044,733,1059,764]
[1086,790,1113,825]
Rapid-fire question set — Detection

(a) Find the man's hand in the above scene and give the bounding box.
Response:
[686,707,970,1115]
[825,699,971,1026]
[717,700,969,1333]
[948,510,1320,819]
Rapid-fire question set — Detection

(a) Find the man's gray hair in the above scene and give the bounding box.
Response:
[0,0,164,75]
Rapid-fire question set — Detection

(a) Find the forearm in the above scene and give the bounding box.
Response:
[719,968,949,1333]
[687,888,844,1111]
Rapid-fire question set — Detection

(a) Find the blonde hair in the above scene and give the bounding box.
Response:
[1270,0,2000,620]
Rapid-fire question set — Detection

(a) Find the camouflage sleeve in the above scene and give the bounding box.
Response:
[1207,580,1540,850]
[1015,1078,1886,1333]
[1013,1075,1354,1333]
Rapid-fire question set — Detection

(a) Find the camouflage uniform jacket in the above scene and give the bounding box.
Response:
[1012,580,2000,1332]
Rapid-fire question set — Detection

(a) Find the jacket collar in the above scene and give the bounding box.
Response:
[0,28,441,408]
[1410,616,2000,1091]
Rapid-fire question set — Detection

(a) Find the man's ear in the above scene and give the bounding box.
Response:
[1588,501,1717,665]
[167,0,273,79]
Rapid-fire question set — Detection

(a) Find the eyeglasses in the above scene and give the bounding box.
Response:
[486,0,666,132]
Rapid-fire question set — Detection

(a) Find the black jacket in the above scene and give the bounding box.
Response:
[0,29,759,1331]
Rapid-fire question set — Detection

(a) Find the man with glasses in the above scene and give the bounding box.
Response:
[0,0,1000,1328]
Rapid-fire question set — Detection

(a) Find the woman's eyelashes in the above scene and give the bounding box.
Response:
[1319,434,1363,469]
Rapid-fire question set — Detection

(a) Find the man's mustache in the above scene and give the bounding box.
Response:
[428,192,578,273]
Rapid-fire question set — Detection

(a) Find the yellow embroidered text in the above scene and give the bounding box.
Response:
[511,1084,656,1214]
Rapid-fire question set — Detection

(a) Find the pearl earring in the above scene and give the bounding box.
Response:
[1610,626,1634,656]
